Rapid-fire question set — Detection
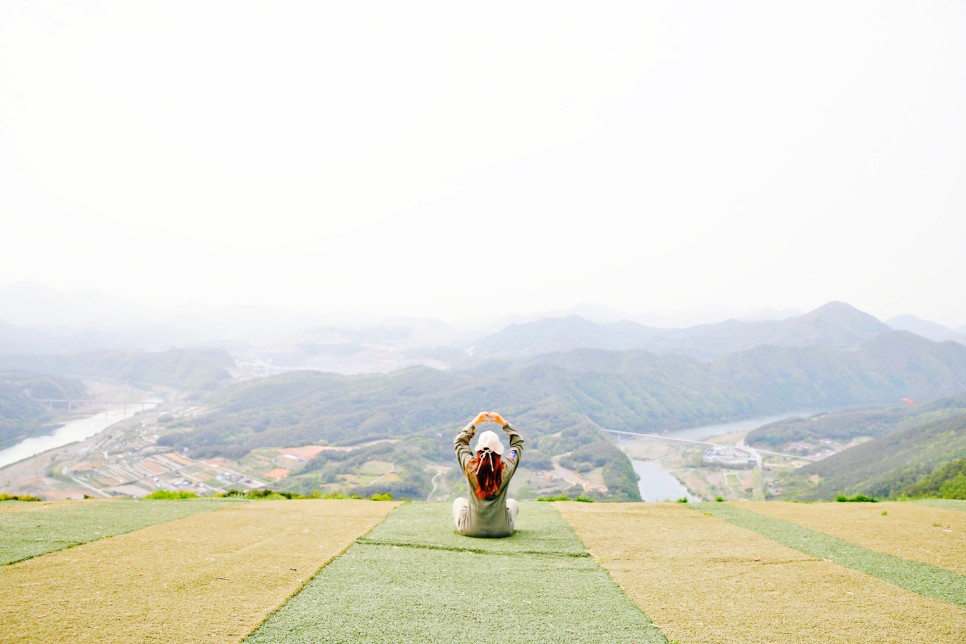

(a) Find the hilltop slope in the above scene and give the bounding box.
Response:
[10,499,962,642]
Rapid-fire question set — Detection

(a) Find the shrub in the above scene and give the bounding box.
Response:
[536,495,570,502]
[574,495,595,503]
[715,496,725,502]
[245,489,294,500]
[0,493,42,502]
[144,489,199,500]
[369,492,393,501]
[676,497,689,503]
[835,494,878,503]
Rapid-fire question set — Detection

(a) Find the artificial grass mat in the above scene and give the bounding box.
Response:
[559,502,966,643]
[0,497,241,565]
[914,499,966,513]
[737,501,966,574]
[0,499,395,643]
[247,501,667,643]
[355,498,588,556]
[699,503,966,608]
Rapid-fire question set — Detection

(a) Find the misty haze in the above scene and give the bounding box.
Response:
[1,2,964,642]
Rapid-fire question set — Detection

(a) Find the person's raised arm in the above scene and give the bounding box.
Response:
[454,411,489,470]
[490,412,524,459]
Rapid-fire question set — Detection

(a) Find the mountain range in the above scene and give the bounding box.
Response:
[3,283,966,501]
[3,283,965,366]
[149,320,966,501]
[469,301,902,361]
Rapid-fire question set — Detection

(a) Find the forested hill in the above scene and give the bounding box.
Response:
[529,330,966,425]
[748,391,966,500]
[161,330,966,500]
[775,410,966,501]
[0,372,87,450]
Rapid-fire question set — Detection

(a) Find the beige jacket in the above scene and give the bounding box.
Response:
[453,421,524,537]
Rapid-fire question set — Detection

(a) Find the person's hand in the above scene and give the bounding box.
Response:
[489,412,506,426]
[472,411,491,426]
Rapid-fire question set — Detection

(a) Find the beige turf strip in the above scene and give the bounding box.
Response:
[0,500,76,513]
[0,500,397,643]
[557,502,966,644]
[737,501,966,575]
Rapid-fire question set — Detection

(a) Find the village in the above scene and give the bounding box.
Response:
[702,445,757,468]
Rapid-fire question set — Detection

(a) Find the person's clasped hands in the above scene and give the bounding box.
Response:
[472,411,506,426]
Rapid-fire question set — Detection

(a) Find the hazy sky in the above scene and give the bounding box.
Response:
[2,1,965,327]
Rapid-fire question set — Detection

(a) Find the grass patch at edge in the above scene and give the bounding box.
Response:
[0,498,242,566]
[697,502,966,608]
[913,498,966,512]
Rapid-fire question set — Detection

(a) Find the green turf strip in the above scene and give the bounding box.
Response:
[696,503,966,608]
[355,499,589,557]
[0,498,240,565]
[247,502,667,643]
[913,498,966,512]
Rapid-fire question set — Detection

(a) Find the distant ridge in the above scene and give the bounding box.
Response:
[887,314,966,344]
[470,301,895,361]
[787,301,891,345]
[470,315,663,358]
[2,282,963,370]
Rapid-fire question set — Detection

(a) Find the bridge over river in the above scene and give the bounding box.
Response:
[33,399,163,415]
[601,428,715,446]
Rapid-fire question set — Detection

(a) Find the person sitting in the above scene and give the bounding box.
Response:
[452,411,524,538]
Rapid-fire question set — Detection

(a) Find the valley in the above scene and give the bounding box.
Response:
[2,300,965,504]
[0,388,595,502]
[0,391,264,500]
[0,385,878,505]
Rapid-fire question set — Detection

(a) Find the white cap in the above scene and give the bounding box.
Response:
[474,430,505,456]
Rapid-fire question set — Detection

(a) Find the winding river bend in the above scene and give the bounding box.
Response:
[632,459,701,502]
[619,413,816,502]
[0,403,158,470]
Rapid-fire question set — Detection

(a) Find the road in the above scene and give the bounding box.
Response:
[427,470,443,501]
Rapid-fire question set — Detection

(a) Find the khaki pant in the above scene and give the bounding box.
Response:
[452,497,519,533]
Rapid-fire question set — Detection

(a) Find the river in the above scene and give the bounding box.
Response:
[632,459,702,502]
[649,413,815,442]
[0,404,157,470]
[625,412,816,502]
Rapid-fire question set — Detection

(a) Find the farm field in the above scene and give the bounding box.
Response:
[0,498,963,642]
